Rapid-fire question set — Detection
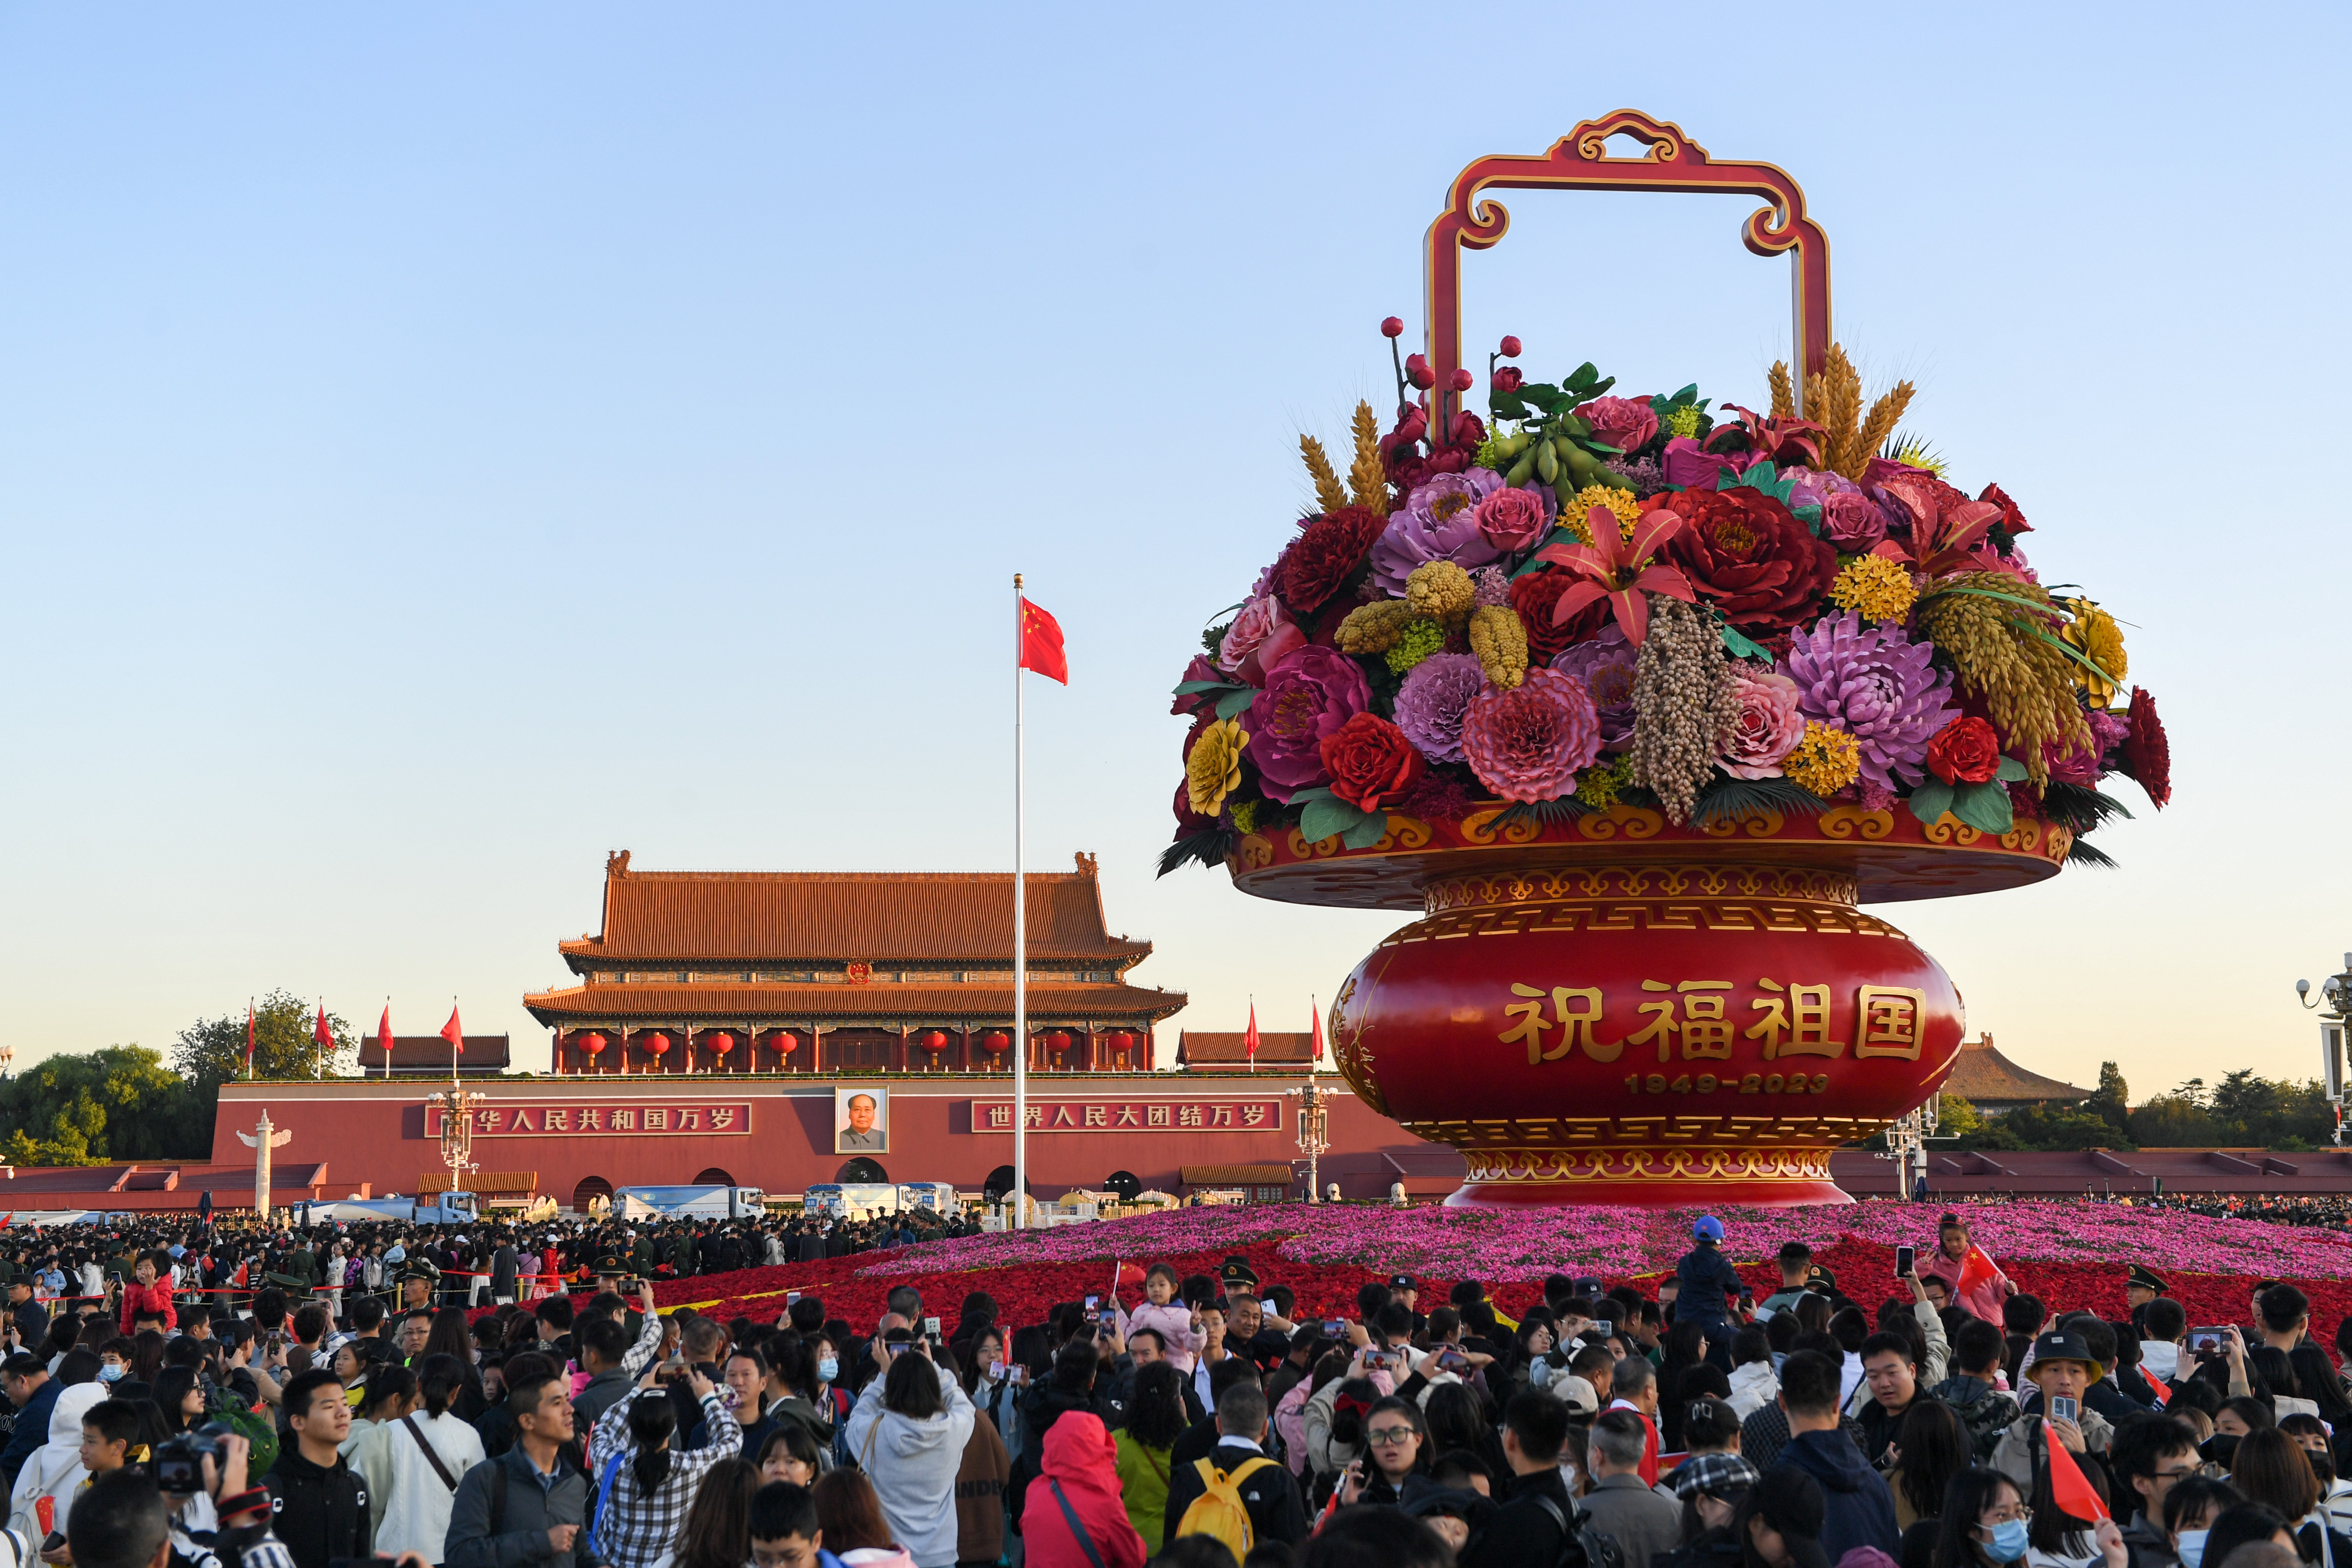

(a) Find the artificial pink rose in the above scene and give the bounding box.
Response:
[1715,669,1806,779]
[1218,594,1304,683]
[1472,486,1548,552]
[1819,489,1891,550]
[1572,396,1659,458]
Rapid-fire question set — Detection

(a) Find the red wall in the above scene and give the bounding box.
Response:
[212,1074,1440,1206]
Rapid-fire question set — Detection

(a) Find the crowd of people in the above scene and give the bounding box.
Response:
[1,1207,2349,1568]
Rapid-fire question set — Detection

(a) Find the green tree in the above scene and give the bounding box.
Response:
[171,990,355,1086]
[2086,1062,2130,1132]
[0,1046,209,1164]
[1999,1102,2136,1151]
[2127,1093,2221,1146]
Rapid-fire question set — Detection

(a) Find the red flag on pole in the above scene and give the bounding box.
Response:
[2045,1429,2110,1521]
[313,1003,333,1049]
[245,1001,255,1078]
[1310,998,1325,1063]
[376,1006,394,1080]
[1018,598,1068,684]
[1956,1244,2000,1297]
[441,1005,466,1054]
[1244,1001,1260,1073]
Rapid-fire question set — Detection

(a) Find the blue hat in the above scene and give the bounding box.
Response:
[1693,1214,1725,1242]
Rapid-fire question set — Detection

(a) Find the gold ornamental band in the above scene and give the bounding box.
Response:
[1400,1113,1893,1149]
[1421,863,1862,917]
[1453,1145,1841,1183]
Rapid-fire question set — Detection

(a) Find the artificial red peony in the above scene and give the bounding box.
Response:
[1492,366,1524,394]
[1979,482,2034,535]
[1385,407,1483,495]
[1509,569,1609,661]
[1275,507,1387,614]
[1316,713,1427,812]
[1925,716,2003,784]
[2123,686,2171,808]
[1661,487,1839,630]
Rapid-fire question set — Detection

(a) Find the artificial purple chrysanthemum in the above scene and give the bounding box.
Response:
[1778,612,1958,790]
[1368,469,1506,597]
[1548,625,1639,753]
[1391,652,1486,765]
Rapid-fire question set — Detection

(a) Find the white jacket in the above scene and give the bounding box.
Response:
[352,1409,485,1562]
[1727,1359,1780,1420]
[842,1363,975,1568]
[6,1385,108,1544]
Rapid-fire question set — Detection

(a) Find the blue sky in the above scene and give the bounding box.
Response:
[3,4,2346,1102]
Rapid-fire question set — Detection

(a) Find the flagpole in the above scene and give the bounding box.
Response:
[1013,573,1028,1231]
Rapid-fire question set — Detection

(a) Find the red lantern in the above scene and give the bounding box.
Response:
[708,1033,735,1057]
[578,1033,608,1059]
[919,1030,949,1054]
[772,1030,798,1055]
[645,1033,672,1059]
[1045,1031,1072,1050]
[980,1030,1009,1054]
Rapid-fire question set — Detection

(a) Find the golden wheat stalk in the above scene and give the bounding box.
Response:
[1851,382,1916,472]
[1768,361,1795,421]
[1346,400,1389,515]
[1300,435,1348,515]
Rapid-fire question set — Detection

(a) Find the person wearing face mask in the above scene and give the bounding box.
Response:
[1933,1470,2034,1568]
[2162,1477,2244,1568]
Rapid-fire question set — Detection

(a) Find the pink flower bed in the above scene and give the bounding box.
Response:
[860,1200,2352,1283]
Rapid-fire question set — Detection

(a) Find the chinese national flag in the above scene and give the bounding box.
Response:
[1310,1001,1325,1063]
[441,1004,466,1055]
[1018,598,1068,684]
[1114,1261,1146,1287]
[1956,1244,2000,1297]
[313,1002,334,1051]
[1244,1001,1261,1072]
[2144,1378,2170,1407]
[376,1006,393,1056]
[2045,1431,2110,1521]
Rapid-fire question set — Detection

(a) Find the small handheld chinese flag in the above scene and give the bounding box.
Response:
[441,1004,466,1055]
[1244,1001,1261,1072]
[2045,1431,2110,1522]
[2145,1378,2170,1407]
[1018,598,1068,684]
[1115,1261,1145,1288]
[1956,1244,2000,1297]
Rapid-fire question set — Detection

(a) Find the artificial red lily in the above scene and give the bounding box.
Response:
[1869,479,2013,579]
[1711,403,1824,470]
[1530,505,1695,645]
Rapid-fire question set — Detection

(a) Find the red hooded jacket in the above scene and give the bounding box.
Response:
[1019,1413,1146,1568]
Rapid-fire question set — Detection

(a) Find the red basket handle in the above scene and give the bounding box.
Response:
[1424,110,1831,427]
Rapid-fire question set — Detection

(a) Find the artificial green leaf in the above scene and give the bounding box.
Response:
[1669,383,1698,404]
[1173,679,1242,696]
[1906,780,1955,826]
[1214,689,1256,720]
[1995,756,2029,783]
[1719,623,1773,662]
[1951,780,2016,834]
[1299,795,1371,845]
[1339,811,1391,850]
[1287,785,1334,804]
[2012,620,2121,689]
[1489,389,1532,422]
[1791,503,1823,532]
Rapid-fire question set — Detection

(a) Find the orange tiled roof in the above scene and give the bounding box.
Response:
[522,980,1185,1026]
[1943,1035,2089,1106]
[1177,1031,1317,1065]
[1181,1165,1296,1186]
[558,851,1152,971]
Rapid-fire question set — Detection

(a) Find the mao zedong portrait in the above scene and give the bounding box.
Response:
[838,1092,886,1151]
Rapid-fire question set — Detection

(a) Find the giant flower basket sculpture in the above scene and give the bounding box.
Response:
[1164,112,2167,1206]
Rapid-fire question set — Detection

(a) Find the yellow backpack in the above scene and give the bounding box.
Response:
[1175,1456,1275,1556]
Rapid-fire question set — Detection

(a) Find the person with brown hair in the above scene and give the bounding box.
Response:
[812,1469,914,1568]
[672,1456,761,1568]
[2228,1428,2352,1565]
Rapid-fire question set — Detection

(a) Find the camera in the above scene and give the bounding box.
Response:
[155,1422,233,1495]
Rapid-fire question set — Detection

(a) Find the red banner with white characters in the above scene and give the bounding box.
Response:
[423,1102,753,1136]
[967,1098,1283,1133]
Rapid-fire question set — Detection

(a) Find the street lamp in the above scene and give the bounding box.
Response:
[2296,954,2352,1146]
[1287,1083,1331,1204]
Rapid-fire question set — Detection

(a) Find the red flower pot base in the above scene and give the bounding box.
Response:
[1236,802,2066,1207]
